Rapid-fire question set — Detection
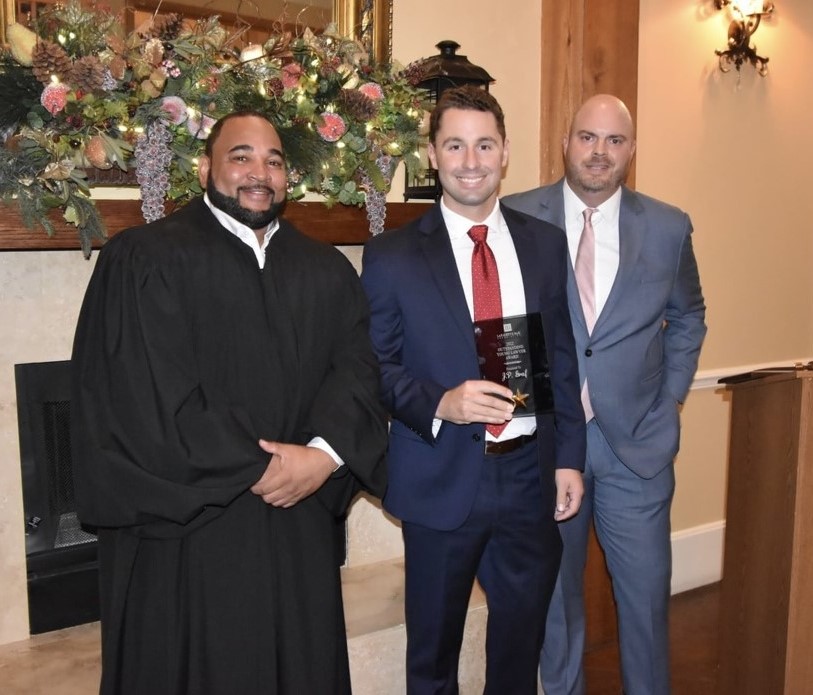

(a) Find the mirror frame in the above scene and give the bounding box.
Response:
[334,0,392,63]
[0,0,12,44]
[0,1,391,62]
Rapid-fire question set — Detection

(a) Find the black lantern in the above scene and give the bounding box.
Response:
[404,41,495,201]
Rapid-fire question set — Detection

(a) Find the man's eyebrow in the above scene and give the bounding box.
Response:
[439,136,498,146]
[577,129,627,141]
[226,144,285,158]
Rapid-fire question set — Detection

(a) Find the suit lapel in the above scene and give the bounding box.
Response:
[502,205,541,313]
[593,187,645,334]
[531,183,591,335]
[418,207,478,350]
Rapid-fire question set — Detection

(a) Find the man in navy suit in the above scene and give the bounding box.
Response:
[361,86,586,694]
[504,94,707,695]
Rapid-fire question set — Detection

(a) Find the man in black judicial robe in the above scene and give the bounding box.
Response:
[70,111,388,695]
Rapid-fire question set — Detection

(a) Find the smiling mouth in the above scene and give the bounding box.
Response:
[239,186,274,197]
[456,174,487,185]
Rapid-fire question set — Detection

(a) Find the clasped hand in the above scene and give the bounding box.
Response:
[250,440,336,508]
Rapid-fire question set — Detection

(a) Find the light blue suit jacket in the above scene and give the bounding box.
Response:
[504,180,706,478]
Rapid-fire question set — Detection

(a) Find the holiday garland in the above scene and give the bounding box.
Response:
[0,2,427,256]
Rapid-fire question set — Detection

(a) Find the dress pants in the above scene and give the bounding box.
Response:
[540,420,675,695]
[402,439,561,695]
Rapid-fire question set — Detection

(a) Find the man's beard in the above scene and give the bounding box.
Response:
[567,158,627,195]
[207,174,284,230]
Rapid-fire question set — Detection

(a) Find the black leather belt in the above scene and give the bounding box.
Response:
[484,431,537,455]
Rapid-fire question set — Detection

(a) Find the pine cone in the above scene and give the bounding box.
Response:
[31,40,73,85]
[400,61,428,87]
[152,13,184,41]
[142,37,164,67]
[337,89,377,121]
[106,55,127,81]
[72,56,106,92]
[265,77,284,99]
[85,135,112,169]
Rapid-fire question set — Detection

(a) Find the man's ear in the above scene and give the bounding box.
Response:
[427,142,438,170]
[197,155,210,189]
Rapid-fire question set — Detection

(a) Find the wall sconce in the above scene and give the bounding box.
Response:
[714,0,774,76]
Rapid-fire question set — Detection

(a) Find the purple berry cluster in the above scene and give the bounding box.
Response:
[362,152,394,236]
[134,120,173,222]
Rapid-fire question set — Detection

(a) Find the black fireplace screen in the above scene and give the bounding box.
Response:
[15,359,99,633]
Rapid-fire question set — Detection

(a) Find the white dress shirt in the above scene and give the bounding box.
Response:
[437,199,536,441]
[562,182,622,317]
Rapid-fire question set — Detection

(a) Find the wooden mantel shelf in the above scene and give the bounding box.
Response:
[0,200,432,252]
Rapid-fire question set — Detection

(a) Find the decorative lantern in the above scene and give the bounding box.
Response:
[404,41,495,201]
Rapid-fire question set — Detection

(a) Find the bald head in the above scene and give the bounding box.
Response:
[569,94,635,141]
[563,94,636,207]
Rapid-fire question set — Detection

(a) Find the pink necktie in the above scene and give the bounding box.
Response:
[468,225,508,437]
[575,208,597,333]
[575,209,596,421]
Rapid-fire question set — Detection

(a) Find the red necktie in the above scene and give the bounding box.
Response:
[468,224,507,437]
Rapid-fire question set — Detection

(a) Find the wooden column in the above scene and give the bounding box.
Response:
[539,0,641,650]
[540,0,639,183]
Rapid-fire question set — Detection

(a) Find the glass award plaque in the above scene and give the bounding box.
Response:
[473,312,554,415]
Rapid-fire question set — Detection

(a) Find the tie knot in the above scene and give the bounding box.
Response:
[583,208,597,224]
[468,224,489,244]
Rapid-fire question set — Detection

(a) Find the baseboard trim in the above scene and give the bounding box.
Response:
[671,521,725,595]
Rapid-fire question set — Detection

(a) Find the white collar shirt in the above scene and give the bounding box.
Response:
[204,192,278,269]
[441,199,527,319]
[563,181,622,316]
[439,198,535,440]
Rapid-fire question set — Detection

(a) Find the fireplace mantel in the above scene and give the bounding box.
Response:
[0,200,431,251]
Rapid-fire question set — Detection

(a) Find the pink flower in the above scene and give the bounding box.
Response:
[159,96,187,125]
[358,82,384,101]
[186,112,217,139]
[40,83,69,115]
[281,63,303,89]
[317,113,347,142]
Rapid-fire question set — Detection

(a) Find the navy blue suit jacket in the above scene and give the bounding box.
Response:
[361,203,585,531]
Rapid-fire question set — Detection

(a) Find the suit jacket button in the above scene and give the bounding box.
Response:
[585,348,593,357]
[472,433,481,442]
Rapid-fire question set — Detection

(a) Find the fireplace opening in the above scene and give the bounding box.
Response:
[15,359,99,634]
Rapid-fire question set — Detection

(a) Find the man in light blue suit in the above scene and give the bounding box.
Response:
[362,86,586,694]
[504,94,707,695]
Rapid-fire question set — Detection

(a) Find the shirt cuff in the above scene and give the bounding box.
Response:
[307,437,344,470]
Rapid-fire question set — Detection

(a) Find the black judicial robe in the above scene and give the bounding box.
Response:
[70,198,388,695]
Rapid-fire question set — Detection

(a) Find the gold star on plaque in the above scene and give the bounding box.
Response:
[512,389,530,409]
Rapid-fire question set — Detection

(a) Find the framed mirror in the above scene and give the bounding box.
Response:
[0,0,12,44]
[2,1,392,62]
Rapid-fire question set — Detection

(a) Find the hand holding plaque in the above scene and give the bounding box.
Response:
[473,312,554,415]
